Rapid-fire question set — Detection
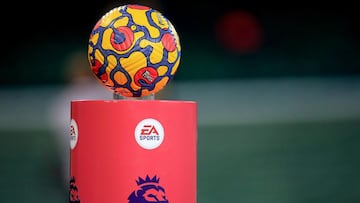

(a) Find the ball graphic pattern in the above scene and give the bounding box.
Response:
[88,4,181,97]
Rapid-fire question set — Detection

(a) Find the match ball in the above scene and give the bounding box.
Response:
[88,4,181,97]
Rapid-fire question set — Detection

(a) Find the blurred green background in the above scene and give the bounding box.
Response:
[1,0,359,202]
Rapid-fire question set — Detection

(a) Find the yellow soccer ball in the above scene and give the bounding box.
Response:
[88,4,181,97]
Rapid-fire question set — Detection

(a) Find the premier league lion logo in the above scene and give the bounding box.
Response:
[69,176,81,203]
[128,175,169,203]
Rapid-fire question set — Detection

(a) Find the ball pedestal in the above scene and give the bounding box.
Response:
[69,100,197,202]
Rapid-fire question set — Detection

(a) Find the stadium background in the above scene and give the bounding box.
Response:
[1,0,359,202]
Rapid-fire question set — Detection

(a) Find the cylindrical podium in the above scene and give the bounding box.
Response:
[69,100,197,202]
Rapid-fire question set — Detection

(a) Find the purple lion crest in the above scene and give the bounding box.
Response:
[128,175,169,203]
[69,176,80,203]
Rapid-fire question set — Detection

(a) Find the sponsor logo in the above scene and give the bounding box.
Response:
[135,118,164,150]
[70,119,79,150]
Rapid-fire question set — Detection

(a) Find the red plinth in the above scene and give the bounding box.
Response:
[69,100,197,202]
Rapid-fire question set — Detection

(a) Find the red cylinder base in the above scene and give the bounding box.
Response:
[69,100,197,202]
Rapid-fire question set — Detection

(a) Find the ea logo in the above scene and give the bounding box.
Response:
[135,118,164,150]
[70,119,79,150]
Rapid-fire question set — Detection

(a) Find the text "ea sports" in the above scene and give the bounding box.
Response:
[140,125,160,140]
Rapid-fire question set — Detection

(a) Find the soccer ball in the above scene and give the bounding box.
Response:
[88,4,181,97]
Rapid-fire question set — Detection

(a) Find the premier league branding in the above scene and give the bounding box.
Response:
[70,100,197,202]
[73,3,196,202]
[69,175,168,202]
[128,175,169,203]
[69,176,80,203]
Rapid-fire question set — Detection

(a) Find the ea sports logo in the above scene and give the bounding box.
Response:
[135,118,164,150]
[70,119,79,150]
